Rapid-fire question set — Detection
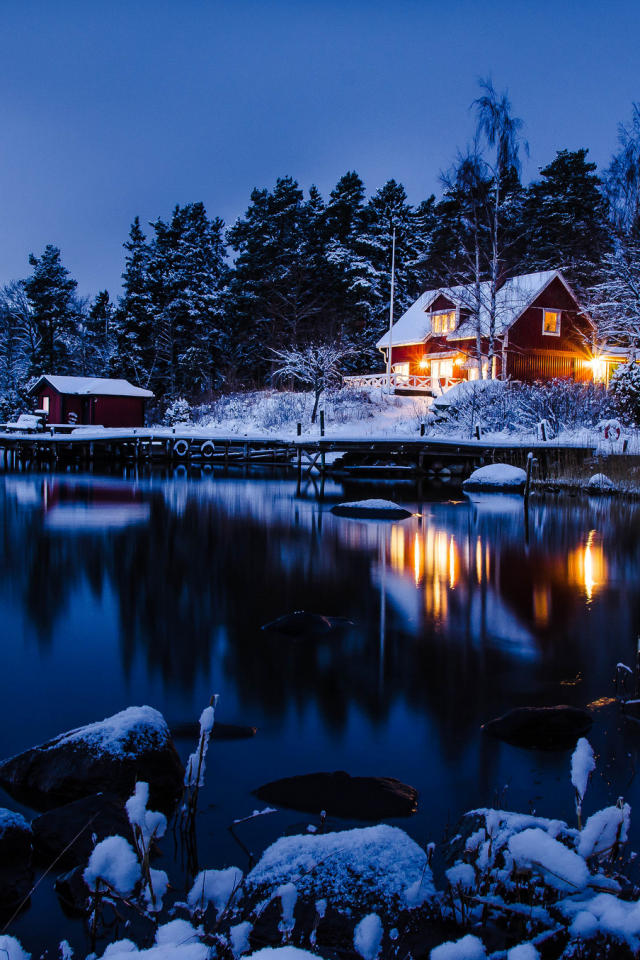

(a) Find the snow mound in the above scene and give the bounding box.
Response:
[430,933,486,959]
[508,828,589,892]
[338,499,403,510]
[331,500,412,519]
[246,825,435,912]
[248,951,316,960]
[587,473,614,491]
[99,921,208,960]
[84,835,141,896]
[462,464,526,491]
[560,893,640,951]
[578,805,630,859]
[188,866,243,917]
[354,913,383,960]
[0,937,30,960]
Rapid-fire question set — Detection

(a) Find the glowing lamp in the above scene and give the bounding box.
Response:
[419,356,429,369]
[589,358,607,381]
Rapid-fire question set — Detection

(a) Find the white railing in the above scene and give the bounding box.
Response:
[343,373,463,394]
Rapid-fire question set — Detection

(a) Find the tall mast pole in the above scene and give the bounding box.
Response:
[386,227,396,395]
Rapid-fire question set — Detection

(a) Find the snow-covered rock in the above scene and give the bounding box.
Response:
[331,499,412,519]
[98,921,208,960]
[462,464,527,492]
[587,473,615,492]
[254,770,417,819]
[508,827,590,892]
[430,934,486,959]
[0,707,185,806]
[246,825,435,914]
[481,705,592,750]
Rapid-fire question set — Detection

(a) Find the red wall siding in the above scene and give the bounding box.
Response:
[94,396,145,428]
[34,389,145,427]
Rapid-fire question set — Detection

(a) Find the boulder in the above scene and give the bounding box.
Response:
[462,464,526,492]
[587,473,615,493]
[331,499,412,519]
[0,706,185,810]
[254,771,418,819]
[169,721,258,740]
[54,864,91,916]
[0,809,34,908]
[262,611,351,639]
[482,705,593,750]
[31,793,135,867]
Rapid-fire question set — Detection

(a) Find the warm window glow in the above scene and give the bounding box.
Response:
[431,359,454,380]
[392,362,410,384]
[419,356,429,369]
[542,310,561,336]
[41,397,50,414]
[590,358,607,382]
[432,311,456,334]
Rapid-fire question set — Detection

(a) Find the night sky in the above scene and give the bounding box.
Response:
[0,0,637,296]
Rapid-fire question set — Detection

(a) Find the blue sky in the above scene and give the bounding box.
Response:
[0,0,638,297]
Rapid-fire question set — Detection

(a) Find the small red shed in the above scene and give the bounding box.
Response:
[27,376,154,428]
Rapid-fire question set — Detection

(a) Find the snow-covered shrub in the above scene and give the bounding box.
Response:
[610,361,640,423]
[353,913,383,960]
[187,866,243,919]
[163,398,192,426]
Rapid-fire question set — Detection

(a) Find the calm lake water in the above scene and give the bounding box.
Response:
[1,466,640,953]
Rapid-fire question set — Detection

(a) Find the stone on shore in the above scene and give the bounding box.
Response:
[169,720,258,740]
[254,771,418,819]
[462,464,527,492]
[0,809,34,908]
[31,793,135,867]
[482,705,593,750]
[0,706,184,810]
[331,500,412,519]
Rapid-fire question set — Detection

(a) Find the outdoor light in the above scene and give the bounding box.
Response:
[419,356,429,369]
[589,358,607,381]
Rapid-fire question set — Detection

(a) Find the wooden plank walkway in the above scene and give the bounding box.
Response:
[0,428,599,478]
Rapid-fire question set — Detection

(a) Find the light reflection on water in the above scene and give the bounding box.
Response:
[0,470,639,951]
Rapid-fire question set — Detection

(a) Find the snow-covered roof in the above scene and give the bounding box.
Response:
[377,271,580,349]
[28,375,154,398]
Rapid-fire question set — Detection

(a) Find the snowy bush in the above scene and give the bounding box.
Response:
[191,388,376,433]
[436,379,613,436]
[83,835,141,896]
[609,361,640,423]
[163,398,193,426]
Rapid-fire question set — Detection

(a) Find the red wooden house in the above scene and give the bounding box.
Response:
[28,376,154,428]
[347,270,615,395]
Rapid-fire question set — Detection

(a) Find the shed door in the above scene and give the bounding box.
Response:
[81,398,92,425]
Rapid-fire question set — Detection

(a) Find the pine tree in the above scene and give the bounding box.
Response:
[149,202,227,398]
[226,177,327,381]
[116,217,157,387]
[23,245,79,375]
[522,149,609,287]
[0,281,32,417]
[88,291,117,376]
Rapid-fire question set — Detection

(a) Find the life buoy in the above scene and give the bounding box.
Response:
[174,438,189,457]
[604,420,621,441]
[200,440,215,458]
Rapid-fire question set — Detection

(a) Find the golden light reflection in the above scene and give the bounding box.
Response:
[390,526,405,572]
[449,536,456,589]
[414,533,422,585]
[476,537,482,584]
[533,584,551,626]
[568,529,606,602]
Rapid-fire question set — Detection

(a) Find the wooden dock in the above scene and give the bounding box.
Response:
[0,428,599,478]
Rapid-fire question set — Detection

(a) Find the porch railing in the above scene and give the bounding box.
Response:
[343,373,463,394]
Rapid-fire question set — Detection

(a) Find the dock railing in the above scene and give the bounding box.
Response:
[343,373,463,394]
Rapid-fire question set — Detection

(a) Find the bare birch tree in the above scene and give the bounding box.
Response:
[270,342,353,423]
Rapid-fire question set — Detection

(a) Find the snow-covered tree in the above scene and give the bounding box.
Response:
[0,282,33,417]
[270,342,353,423]
[588,240,640,357]
[23,245,80,375]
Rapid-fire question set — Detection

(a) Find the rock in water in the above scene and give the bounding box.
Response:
[331,500,412,519]
[462,464,527,492]
[254,771,418,819]
[482,705,593,750]
[31,793,135,867]
[262,611,352,638]
[0,809,34,908]
[0,706,184,810]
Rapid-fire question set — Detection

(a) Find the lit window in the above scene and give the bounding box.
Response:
[41,396,50,414]
[432,311,456,334]
[542,309,561,336]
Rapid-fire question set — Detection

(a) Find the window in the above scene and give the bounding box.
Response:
[41,396,50,414]
[542,309,561,336]
[431,359,454,380]
[432,310,456,334]
[392,362,410,384]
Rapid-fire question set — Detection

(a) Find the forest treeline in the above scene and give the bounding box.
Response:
[0,84,638,415]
